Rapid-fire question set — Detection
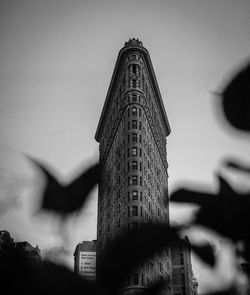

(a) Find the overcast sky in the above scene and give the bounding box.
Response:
[0,0,250,292]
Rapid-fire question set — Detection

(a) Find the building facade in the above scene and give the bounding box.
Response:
[171,236,198,295]
[0,230,41,265]
[74,240,96,281]
[95,38,171,294]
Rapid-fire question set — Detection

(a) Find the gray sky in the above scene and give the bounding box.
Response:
[0,0,250,292]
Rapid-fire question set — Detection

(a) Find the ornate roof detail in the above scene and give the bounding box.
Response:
[124,38,143,47]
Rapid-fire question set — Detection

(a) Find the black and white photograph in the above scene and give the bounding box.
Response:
[0,1,250,295]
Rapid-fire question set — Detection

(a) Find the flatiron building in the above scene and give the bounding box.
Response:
[95,38,172,295]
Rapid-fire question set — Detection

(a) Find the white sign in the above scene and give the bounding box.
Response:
[79,251,96,280]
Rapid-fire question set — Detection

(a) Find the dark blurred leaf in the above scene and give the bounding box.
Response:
[171,188,214,206]
[0,258,100,295]
[30,158,100,215]
[224,159,250,174]
[191,243,215,267]
[97,223,179,295]
[171,175,250,245]
[221,62,250,131]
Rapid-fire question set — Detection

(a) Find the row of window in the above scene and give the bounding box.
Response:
[128,273,144,286]
[127,160,142,172]
[127,132,141,144]
[127,106,142,117]
[127,205,143,217]
[127,190,143,201]
[127,120,142,130]
[127,147,142,157]
[128,175,142,186]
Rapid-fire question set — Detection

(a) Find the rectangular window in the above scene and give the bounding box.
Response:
[127,134,130,143]
[132,120,137,129]
[140,207,143,217]
[140,162,142,171]
[127,121,130,130]
[132,147,138,156]
[132,206,138,216]
[128,107,130,117]
[127,161,130,171]
[139,108,142,117]
[132,94,137,102]
[139,121,142,130]
[132,175,138,185]
[132,190,138,200]
[140,191,142,201]
[132,161,138,170]
[127,191,130,202]
[140,177,142,186]
[132,107,137,116]
[128,207,130,217]
[132,133,138,143]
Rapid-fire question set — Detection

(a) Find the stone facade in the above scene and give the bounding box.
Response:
[95,38,172,295]
[171,236,198,295]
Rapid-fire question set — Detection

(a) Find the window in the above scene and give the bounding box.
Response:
[132,206,138,216]
[132,64,136,74]
[132,80,137,88]
[127,191,130,202]
[132,133,138,143]
[140,191,143,201]
[132,190,138,200]
[127,148,130,157]
[127,107,130,117]
[132,147,137,156]
[127,161,130,171]
[132,107,137,116]
[140,162,142,171]
[127,121,130,130]
[128,207,130,217]
[132,161,138,170]
[139,121,142,130]
[140,176,142,186]
[139,108,142,117]
[132,94,137,102]
[133,273,139,285]
[127,134,130,143]
[142,274,144,285]
[140,207,143,217]
[132,175,138,185]
[132,120,137,129]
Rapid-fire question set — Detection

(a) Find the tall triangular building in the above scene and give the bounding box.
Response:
[95,38,172,294]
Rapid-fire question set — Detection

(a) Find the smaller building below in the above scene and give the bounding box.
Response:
[171,236,198,295]
[74,240,96,281]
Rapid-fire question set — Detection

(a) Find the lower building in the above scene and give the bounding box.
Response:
[74,240,96,281]
[171,236,198,295]
[0,230,41,265]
